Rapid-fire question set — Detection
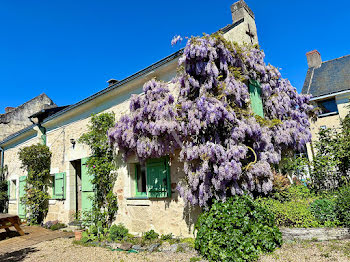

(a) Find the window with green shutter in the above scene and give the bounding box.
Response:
[53,172,66,199]
[249,79,264,117]
[133,157,171,198]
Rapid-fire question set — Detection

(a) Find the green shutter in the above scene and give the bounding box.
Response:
[249,80,264,117]
[54,172,66,199]
[81,157,94,213]
[146,157,171,198]
[18,176,26,219]
[7,181,10,199]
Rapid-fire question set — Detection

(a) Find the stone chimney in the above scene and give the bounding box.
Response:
[5,107,15,113]
[306,50,322,68]
[231,0,255,24]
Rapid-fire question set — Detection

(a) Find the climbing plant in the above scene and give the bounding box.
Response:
[18,143,51,224]
[0,166,8,213]
[108,33,314,207]
[79,112,118,227]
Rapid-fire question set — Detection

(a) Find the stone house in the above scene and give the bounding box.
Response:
[301,50,350,159]
[1,0,260,237]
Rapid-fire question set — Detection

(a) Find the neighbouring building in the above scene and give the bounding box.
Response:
[1,0,259,237]
[0,94,56,142]
[301,50,350,159]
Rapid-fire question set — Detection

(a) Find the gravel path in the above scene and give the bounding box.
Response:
[2,236,350,262]
[18,238,204,262]
[259,239,350,262]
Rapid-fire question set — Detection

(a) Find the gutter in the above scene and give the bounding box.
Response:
[310,90,350,101]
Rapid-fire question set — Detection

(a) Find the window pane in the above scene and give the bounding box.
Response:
[136,164,146,193]
[318,98,338,114]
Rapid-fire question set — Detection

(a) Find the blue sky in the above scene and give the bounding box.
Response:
[0,0,349,113]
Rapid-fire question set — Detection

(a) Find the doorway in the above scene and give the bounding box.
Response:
[71,159,82,217]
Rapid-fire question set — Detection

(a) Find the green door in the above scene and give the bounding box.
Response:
[81,157,94,213]
[18,176,26,219]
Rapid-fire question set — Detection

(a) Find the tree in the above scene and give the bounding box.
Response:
[79,112,118,227]
[18,144,51,224]
[0,166,8,213]
[108,34,313,207]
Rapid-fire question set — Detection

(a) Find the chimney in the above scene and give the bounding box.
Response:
[306,50,322,68]
[5,107,15,113]
[107,79,119,87]
[231,0,255,24]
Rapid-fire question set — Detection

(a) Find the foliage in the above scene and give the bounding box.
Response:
[195,195,282,262]
[18,143,51,224]
[109,223,129,241]
[79,113,118,227]
[0,166,8,213]
[108,33,313,207]
[142,229,159,240]
[271,171,291,200]
[43,222,66,231]
[335,185,350,227]
[160,233,173,241]
[259,185,341,228]
[309,198,339,225]
[81,221,108,243]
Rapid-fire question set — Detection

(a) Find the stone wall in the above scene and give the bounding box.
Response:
[281,227,350,241]
[0,93,56,142]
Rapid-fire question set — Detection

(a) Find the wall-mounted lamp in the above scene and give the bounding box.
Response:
[70,138,76,149]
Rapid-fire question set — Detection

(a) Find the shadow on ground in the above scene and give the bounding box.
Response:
[0,229,28,241]
[0,247,38,262]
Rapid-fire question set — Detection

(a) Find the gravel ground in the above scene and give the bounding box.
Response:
[259,239,350,262]
[5,237,350,262]
[20,238,205,262]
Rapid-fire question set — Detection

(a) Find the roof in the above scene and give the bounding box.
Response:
[0,18,247,146]
[302,54,350,98]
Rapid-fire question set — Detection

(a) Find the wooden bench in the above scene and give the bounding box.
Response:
[0,214,25,236]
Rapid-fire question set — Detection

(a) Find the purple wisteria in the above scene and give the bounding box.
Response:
[108,33,313,207]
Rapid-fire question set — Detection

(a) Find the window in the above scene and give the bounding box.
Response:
[48,175,54,198]
[8,180,16,200]
[318,98,338,115]
[135,163,147,196]
[249,79,264,117]
[133,157,171,198]
[52,172,66,199]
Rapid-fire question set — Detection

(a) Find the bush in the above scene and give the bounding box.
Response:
[335,186,350,227]
[310,198,339,225]
[160,233,173,240]
[259,197,319,228]
[109,224,129,241]
[195,195,282,262]
[142,229,159,240]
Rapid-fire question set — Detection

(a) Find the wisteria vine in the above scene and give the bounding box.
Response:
[108,33,314,207]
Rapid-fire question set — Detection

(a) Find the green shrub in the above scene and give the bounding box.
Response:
[195,195,282,262]
[109,224,129,241]
[259,197,319,228]
[335,186,350,227]
[50,223,66,231]
[310,198,339,225]
[142,229,159,240]
[160,233,173,240]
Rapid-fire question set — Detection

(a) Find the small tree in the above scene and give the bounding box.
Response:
[18,143,51,224]
[79,112,118,227]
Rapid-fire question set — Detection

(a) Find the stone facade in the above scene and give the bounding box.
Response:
[1,1,259,237]
[0,93,56,142]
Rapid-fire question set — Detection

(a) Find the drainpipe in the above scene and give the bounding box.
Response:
[0,146,4,171]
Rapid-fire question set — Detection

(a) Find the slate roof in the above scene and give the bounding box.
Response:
[301,54,350,98]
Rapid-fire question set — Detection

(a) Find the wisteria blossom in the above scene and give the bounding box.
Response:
[108,33,314,207]
[171,35,183,46]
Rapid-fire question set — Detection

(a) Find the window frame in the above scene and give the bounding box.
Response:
[317,97,338,117]
[133,157,171,199]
